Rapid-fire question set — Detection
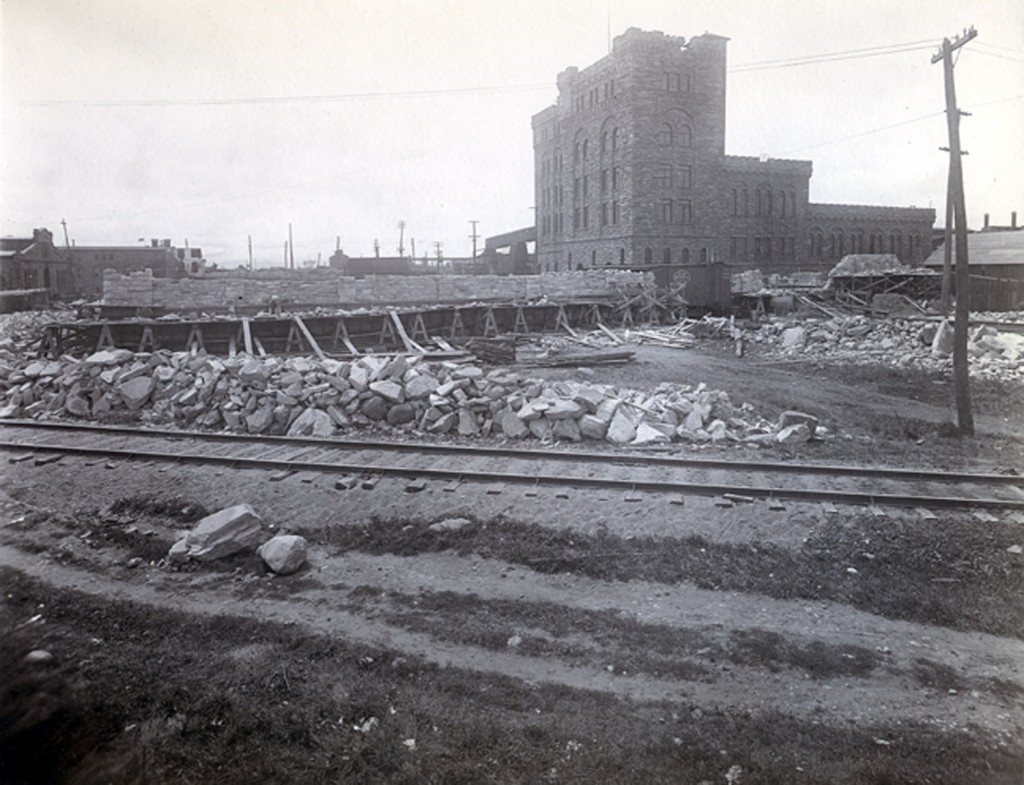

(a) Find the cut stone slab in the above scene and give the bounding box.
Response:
[386,402,417,425]
[117,376,155,410]
[258,534,308,575]
[500,409,530,438]
[528,416,553,440]
[778,410,819,435]
[457,408,480,436]
[606,408,637,444]
[578,413,609,440]
[85,349,132,365]
[552,417,582,442]
[595,397,621,423]
[632,422,671,445]
[780,326,807,349]
[931,319,954,356]
[369,380,405,403]
[405,374,439,399]
[184,504,264,562]
[452,365,484,380]
[287,407,334,437]
[545,398,584,421]
[777,423,812,444]
[516,399,548,421]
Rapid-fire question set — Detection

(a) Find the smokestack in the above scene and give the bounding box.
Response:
[983,213,990,229]
[1013,211,1018,229]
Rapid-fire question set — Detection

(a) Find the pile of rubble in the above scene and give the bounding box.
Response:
[752,313,1024,382]
[0,347,817,448]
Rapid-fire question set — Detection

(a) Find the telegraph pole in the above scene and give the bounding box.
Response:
[398,220,406,258]
[433,241,443,274]
[248,235,253,270]
[59,218,70,248]
[932,27,977,436]
[288,223,295,269]
[469,220,480,261]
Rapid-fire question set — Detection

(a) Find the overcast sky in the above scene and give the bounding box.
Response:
[2,0,1022,267]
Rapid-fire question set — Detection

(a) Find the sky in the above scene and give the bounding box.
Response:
[1,0,1022,267]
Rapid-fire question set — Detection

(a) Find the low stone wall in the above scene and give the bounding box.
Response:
[102,269,648,310]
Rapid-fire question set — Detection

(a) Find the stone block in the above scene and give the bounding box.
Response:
[578,413,609,440]
[778,410,819,435]
[500,409,530,438]
[386,403,417,425]
[184,504,264,561]
[369,380,405,403]
[258,534,308,575]
[606,408,637,444]
[361,395,388,421]
[552,417,582,442]
[633,422,671,445]
[117,376,154,410]
[287,407,334,437]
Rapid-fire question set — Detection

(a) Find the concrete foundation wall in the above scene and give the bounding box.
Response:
[102,269,648,310]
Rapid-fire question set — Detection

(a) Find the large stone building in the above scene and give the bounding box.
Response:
[532,28,935,276]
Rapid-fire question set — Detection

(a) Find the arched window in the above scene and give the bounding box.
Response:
[591,250,597,266]
[612,127,619,150]
[700,247,709,263]
[891,232,902,259]
[619,248,625,265]
[600,132,607,154]
[780,191,788,217]
[681,247,691,264]
[582,139,589,161]
[679,125,692,148]
[663,248,671,263]
[574,142,580,164]
[644,247,653,263]
[657,123,673,146]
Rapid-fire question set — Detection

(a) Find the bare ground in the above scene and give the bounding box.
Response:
[2,341,1023,784]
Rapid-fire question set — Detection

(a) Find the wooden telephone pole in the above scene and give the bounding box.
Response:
[932,27,977,436]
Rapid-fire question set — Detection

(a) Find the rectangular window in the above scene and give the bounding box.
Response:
[680,200,693,225]
[612,167,620,190]
[573,178,580,201]
[661,200,673,225]
[583,206,589,228]
[680,165,692,190]
[601,169,608,193]
[574,208,580,230]
[601,203,608,226]
[655,166,673,189]
[583,175,589,200]
[612,200,620,224]
[666,73,681,91]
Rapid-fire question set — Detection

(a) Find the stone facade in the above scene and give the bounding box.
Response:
[532,27,935,276]
[102,268,648,310]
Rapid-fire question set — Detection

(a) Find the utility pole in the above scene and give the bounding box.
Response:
[373,239,380,258]
[433,241,443,274]
[288,223,295,270]
[59,218,70,248]
[283,242,288,267]
[940,168,953,312]
[410,237,417,261]
[469,220,480,261]
[398,220,406,258]
[932,26,977,436]
[248,235,253,270]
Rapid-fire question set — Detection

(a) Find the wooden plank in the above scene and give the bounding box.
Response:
[228,330,237,358]
[241,317,254,355]
[253,335,267,357]
[293,315,327,360]
[389,310,426,353]
[596,322,624,344]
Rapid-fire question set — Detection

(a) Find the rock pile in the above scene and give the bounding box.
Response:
[0,348,805,447]
[752,313,1024,382]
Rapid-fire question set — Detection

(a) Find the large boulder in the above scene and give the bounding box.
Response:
[258,534,308,575]
[778,410,819,436]
[606,408,637,444]
[180,504,264,562]
[931,320,955,356]
[287,407,334,437]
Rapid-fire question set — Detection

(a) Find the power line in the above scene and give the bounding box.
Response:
[966,48,1024,64]
[975,41,1024,55]
[778,93,1024,156]
[730,39,937,72]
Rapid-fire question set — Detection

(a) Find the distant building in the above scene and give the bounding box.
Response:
[0,228,75,295]
[71,239,191,297]
[532,27,935,276]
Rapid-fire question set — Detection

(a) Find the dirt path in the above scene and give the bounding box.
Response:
[3,539,1020,740]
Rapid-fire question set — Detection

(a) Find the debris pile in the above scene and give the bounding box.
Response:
[752,314,1024,381]
[0,348,811,447]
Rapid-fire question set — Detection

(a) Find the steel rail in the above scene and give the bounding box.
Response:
[2,419,1020,487]
[2,424,1021,510]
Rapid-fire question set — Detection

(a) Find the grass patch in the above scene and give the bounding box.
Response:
[313,513,1024,639]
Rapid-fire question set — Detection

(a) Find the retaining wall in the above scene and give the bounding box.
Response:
[102,269,648,310]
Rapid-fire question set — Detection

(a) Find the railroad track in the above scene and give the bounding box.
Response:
[2,420,1022,511]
